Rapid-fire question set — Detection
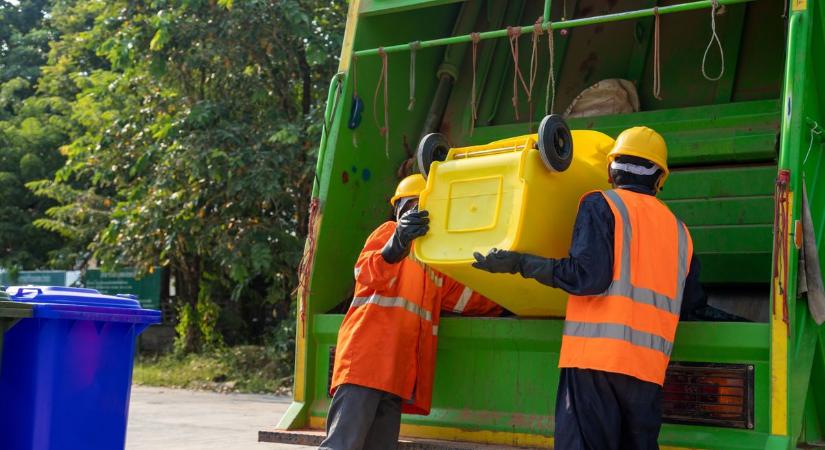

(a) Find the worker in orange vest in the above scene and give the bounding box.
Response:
[473,127,724,449]
[320,174,503,450]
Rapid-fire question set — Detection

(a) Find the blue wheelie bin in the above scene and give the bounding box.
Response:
[0,286,161,450]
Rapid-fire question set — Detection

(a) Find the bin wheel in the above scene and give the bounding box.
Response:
[417,133,450,178]
[537,114,573,172]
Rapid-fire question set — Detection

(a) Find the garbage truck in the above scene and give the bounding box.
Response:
[259,0,825,448]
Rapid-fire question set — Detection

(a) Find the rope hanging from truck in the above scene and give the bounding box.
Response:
[469,32,481,135]
[528,17,543,130]
[803,120,823,166]
[373,48,390,157]
[408,41,420,111]
[545,20,556,115]
[773,169,791,336]
[701,0,725,81]
[297,197,321,337]
[351,0,755,60]
[653,7,663,100]
[507,26,530,120]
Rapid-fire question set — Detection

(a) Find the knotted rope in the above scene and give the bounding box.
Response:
[297,197,321,337]
[469,32,481,135]
[545,21,556,114]
[528,18,543,129]
[804,120,824,166]
[508,26,530,120]
[702,0,725,81]
[653,7,663,100]
[373,48,390,157]
[408,41,421,111]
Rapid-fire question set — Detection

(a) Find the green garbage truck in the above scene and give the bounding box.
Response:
[259,0,825,448]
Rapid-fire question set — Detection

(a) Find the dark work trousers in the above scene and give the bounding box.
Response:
[554,368,663,450]
[319,383,402,450]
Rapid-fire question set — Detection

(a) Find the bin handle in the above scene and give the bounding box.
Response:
[13,287,42,297]
[453,137,539,160]
[454,145,525,159]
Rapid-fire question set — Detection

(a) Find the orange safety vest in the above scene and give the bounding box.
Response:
[558,189,693,386]
[331,221,502,415]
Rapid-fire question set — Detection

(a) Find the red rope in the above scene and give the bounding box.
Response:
[297,197,321,337]
[773,169,791,336]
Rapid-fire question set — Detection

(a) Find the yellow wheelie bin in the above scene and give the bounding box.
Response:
[415,116,614,316]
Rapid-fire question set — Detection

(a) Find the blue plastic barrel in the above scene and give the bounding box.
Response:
[0,286,161,450]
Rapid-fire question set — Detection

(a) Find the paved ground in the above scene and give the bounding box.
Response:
[126,385,315,450]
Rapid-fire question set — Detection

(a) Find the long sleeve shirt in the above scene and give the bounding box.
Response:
[519,186,708,319]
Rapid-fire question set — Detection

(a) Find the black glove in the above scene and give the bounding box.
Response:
[519,254,558,287]
[381,209,429,263]
[472,248,523,274]
[686,305,750,322]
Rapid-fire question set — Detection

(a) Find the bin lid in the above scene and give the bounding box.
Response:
[4,286,160,324]
[5,286,142,308]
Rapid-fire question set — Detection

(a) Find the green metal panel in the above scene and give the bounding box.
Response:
[731,0,788,102]
[801,327,825,444]
[468,100,781,164]
[784,0,825,446]
[662,165,776,284]
[308,316,772,445]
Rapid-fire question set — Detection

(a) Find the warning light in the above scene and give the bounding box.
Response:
[662,363,754,429]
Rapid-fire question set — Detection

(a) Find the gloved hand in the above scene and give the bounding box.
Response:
[381,209,430,263]
[472,248,523,274]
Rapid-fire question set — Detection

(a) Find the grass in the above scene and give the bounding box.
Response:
[133,345,293,395]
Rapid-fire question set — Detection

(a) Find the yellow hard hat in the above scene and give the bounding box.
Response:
[390,174,426,206]
[606,126,669,190]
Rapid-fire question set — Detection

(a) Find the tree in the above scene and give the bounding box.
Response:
[0,0,69,269]
[32,0,346,352]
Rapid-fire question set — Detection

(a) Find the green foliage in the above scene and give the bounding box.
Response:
[174,277,225,354]
[2,0,345,352]
[174,303,196,354]
[0,0,70,268]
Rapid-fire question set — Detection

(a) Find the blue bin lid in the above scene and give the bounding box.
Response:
[5,286,161,324]
[6,286,141,308]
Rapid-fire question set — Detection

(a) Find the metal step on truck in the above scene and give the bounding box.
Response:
[259,0,825,448]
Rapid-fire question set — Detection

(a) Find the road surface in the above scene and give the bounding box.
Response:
[126,385,315,450]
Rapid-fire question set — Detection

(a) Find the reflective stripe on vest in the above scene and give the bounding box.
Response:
[563,321,674,355]
[350,294,433,322]
[563,190,690,357]
[452,287,473,313]
[602,190,690,316]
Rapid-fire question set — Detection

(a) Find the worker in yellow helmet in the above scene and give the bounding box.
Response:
[321,175,502,450]
[474,127,741,449]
